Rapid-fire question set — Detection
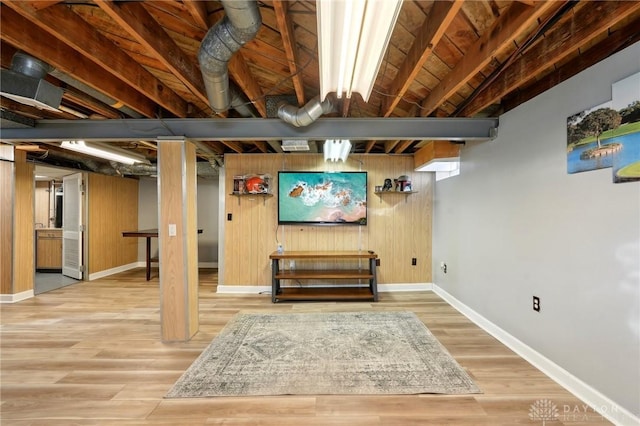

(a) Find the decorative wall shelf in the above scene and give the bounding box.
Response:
[230,192,273,205]
[374,191,417,203]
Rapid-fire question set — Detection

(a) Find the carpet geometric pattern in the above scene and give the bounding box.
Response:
[166,311,481,397]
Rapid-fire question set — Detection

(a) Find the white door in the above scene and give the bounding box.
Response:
[62,173,84,279]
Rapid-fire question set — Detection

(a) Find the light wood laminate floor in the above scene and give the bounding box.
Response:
[1,268,611,425]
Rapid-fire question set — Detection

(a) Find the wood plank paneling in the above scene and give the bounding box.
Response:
[223,154,433,288]
[185,143,198,339]
[13,150,34,293]
[87,173,138,275]
[0,158,14,294]
[34,181,51,227]
[158,141,198,341]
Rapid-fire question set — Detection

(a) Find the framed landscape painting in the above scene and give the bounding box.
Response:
[567,72,640,183]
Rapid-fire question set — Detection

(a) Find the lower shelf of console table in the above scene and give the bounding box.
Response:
[269,250,378,303]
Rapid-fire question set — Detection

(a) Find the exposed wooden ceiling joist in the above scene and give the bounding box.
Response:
[1,0,636,168]
[457,0,640,116]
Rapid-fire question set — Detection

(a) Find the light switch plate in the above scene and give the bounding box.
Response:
[168,224,177,236]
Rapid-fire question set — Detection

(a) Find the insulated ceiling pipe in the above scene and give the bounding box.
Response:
[277,94,337,127]
[198,0,261,114]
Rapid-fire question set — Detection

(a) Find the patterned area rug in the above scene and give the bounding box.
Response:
[166,311,480,397]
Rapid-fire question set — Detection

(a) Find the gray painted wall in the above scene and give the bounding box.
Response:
[138,176,219,263]
[433,42,639,416]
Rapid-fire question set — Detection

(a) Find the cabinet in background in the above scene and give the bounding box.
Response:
[36,229,62,270]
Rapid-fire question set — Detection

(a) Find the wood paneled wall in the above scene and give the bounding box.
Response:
[87,173,138,275]
[0,158,14,294]
[223,154,433,287]
[34,181,51,228]
[13,151,34,293]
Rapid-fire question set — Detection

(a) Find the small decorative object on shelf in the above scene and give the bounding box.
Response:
[232,175,245,194]
[382,178,393,191]
[232,174,272,195]
[376,176,412,193]
[394,175,411,192]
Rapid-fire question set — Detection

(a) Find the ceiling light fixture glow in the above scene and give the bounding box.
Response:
[323,139,351,162]
[60,141,149,165]
[317,0,402,102]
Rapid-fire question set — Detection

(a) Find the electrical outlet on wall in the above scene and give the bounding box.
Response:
[533,296,540,312]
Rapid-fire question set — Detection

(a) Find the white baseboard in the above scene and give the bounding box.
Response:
[89,263,140,281]
[89,261,218,281]
[432,284,639,426]
[0,289,34,303]
[379,283,432,292]
[216,285,271,294]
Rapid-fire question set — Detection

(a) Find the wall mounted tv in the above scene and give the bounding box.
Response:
[278,171,367,225]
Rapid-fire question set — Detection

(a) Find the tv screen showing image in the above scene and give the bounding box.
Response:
[278,171,367,225]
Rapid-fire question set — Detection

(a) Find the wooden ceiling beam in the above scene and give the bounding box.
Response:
[394,141,414,154]
[2,0,189,118]
[229,52,267,117]
[363,141,377,154]
[502,16,640,114]
[182,0,209,31]
[420,0,563,117]
[458,1,640,117]
[384,141,400,154]
[253,141,269,153]
[197,141,224,156]
[222,141,244,154]
[382,0,463,117]
[0,5,157,118]
[95,0,210,107]
[25,1,63,11]
[62,89,122,120]
[273,0,306,106]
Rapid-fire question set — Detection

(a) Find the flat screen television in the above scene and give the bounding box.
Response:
[278,171,367,225]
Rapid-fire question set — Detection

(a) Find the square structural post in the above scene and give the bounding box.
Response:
[157,140,199,341]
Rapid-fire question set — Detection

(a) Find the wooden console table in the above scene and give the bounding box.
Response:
[269,250,378,303]
[122,228,202,281]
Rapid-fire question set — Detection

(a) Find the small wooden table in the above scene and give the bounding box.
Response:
[122,228,203,281]
[269,250,378,303]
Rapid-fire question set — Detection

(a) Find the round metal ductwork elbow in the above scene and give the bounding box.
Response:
[277,95,337,127]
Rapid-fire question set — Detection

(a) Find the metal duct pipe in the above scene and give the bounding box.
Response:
[110,162,157,176]
[198,0,261,114]
[229,85,258,118]
[49,69,143,119]
[11,52,51,78]
[277,95,337,127]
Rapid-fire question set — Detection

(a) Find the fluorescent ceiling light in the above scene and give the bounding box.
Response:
[324,139,351,162]
[61,141,149,165]
[317,0,402,102]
